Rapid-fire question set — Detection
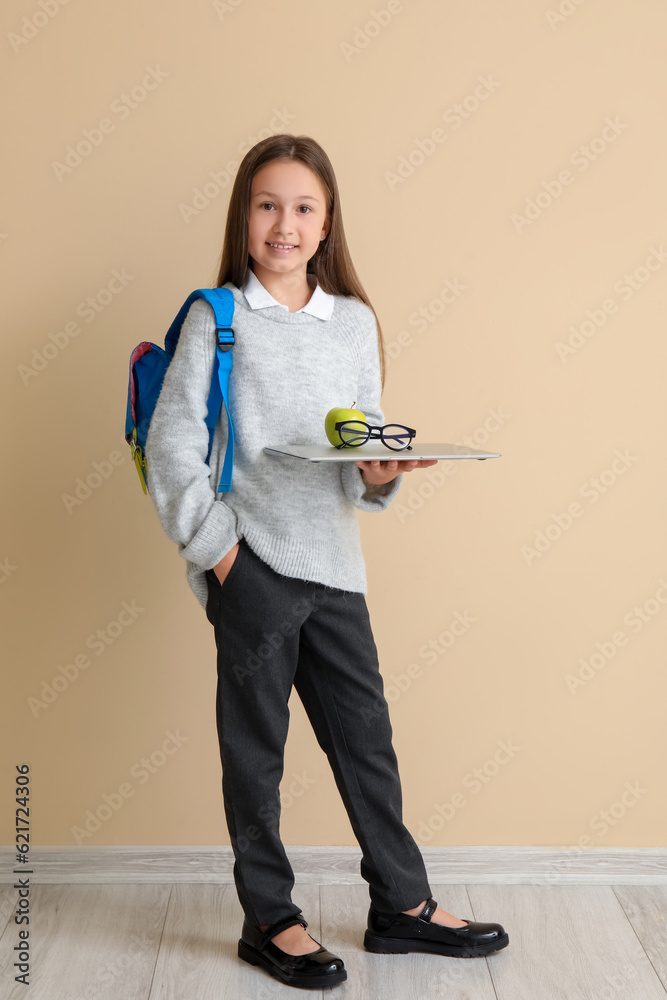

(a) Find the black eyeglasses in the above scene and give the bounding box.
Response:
[334,421,416,450]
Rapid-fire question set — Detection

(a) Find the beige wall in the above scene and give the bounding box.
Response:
[3,0,666,852]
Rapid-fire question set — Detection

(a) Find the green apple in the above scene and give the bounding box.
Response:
[325,401,367,446]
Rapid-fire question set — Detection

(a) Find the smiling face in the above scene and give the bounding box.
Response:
[247,158,331,283]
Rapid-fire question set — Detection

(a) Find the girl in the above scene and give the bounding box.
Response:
[145,134,508,990]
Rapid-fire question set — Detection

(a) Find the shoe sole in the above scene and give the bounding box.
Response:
[238,939,347,990]
[363,930,509,957]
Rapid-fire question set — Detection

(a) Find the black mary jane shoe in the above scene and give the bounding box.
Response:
[364,897,509,958]
[238,913,347,990]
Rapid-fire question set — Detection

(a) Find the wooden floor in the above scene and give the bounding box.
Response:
[1,881,666,998]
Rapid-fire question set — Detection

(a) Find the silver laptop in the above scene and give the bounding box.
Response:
[263,442,501,462]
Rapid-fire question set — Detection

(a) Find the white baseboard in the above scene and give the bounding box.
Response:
[2,845,666,884]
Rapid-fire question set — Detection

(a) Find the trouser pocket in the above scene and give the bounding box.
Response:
[213,538,247,590]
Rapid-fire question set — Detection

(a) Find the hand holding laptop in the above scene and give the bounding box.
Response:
[356,457,439,486]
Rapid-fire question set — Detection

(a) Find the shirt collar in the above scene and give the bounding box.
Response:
[242,268,334,320]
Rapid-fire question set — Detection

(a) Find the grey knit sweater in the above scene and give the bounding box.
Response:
[145,278,403,610]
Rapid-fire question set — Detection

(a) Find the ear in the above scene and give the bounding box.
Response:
[320,215,331,241]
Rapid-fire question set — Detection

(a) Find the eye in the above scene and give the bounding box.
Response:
[298,205,312,213]
[259,202,274,211]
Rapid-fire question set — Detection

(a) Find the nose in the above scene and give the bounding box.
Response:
[272,208,294,237]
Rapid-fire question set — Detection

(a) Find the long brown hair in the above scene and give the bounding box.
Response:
[214,134,386,391]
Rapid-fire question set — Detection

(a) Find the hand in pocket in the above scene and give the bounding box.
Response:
[213,542,240,586]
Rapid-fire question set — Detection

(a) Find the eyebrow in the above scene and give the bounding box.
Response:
[252,191,320,202]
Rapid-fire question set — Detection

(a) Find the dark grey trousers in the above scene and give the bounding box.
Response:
[204,537,432,927]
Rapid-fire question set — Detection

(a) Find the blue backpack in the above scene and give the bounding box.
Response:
[125,287,235,495]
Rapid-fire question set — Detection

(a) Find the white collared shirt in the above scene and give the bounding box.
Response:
[241,267,334,321]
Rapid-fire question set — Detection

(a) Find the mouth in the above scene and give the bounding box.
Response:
[266,242,298,252]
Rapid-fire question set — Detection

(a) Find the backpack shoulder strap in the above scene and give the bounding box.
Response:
[164,286,235,356]
[203,289,235,494]
[165,287,236,495]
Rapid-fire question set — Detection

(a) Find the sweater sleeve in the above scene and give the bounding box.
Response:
[144,298,241,569]
[339,311,403,512]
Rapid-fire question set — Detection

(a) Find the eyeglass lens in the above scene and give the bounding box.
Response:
[338,421,369,446]
[381,425,413,450]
